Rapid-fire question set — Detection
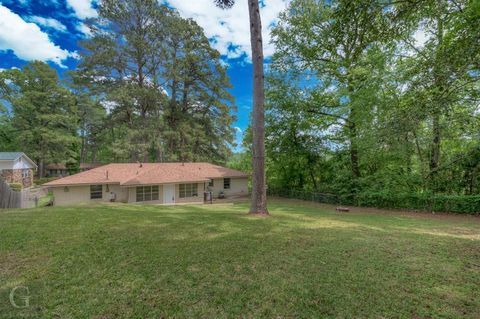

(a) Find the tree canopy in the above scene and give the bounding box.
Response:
[0,1,238,176]
[236,0,480,198]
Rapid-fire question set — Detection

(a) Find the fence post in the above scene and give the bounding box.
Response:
[0,178,22,209]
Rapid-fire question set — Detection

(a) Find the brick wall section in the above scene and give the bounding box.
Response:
[0,169,33,188]
[0,169,13,183]
[22,169,34,188]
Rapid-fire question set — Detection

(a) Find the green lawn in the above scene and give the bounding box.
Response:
[1,200,479,318]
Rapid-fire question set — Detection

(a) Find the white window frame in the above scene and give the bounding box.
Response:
[136,185,159,202]
[179,183,198,198]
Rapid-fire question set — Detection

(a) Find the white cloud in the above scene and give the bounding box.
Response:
[27,16,68,33]
[77,22,92,36]
[0,66,19,72]
[66,0,98,19]
[166,0,288,60]
[234,126,242,133]
[0,5,76,67]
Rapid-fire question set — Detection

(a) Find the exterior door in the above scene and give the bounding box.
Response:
[163,184,175,204]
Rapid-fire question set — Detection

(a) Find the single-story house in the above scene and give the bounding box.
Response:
[0,152,37,188]
[44,162,249,206]
[45,163,104,177]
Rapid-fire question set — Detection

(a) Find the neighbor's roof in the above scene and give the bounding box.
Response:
[0,152,38,168]
[0,152,27,160]
[44,162,249,187]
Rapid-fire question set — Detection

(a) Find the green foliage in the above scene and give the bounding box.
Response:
[0,114,14,151]
[0,2,238,169]
[34,177,58,186]
[355,192,480,214]
[263,0,480,202]
[8,183,22,191]
[76,0,235,163]
[226,152,252,173]
[0,62,79,176]
[268,187,480,214]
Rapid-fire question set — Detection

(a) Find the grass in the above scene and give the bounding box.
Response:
[1,199,479,318]
[37,192,53,207]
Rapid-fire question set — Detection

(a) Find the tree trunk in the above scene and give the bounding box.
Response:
[308,159,318,190]
[428,14,445,191]
[38,159,44,178]
[346,82,360,192]
[348,112,360,196]
[349,122,360,180]
[92,145,97,163]
[248,0,268,215]
[429,113,441,172]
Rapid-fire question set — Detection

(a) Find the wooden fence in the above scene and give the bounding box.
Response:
[0,177,22,209]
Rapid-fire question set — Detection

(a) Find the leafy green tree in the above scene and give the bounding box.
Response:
[396,0,480,191]
[0,101,14,151]
[78,0,235,163]
[271,0,405,194]
[0,62,79,177]
[263,0,480,199]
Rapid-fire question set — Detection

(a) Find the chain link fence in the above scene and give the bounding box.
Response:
[267,187,480,214]
[267,188,342,205]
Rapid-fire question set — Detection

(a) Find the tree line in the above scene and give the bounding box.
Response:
[234,0,480,198]
[0,0,236,177]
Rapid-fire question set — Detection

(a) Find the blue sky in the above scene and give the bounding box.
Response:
[0,0,288,150]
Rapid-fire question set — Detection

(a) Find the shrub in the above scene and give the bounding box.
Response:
[8,183,22,191]
[268,187,480,215]
[355,192,480,214]
[35,177,58,185]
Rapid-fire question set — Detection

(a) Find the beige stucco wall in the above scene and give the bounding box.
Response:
[51,179,245,206]
[206,177,249,198]
[52,183,127,206]
[107,184,128,202]
[52,185,88,206]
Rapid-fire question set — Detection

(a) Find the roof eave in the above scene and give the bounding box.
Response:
[44,181,121,187]
[120,179,210,187]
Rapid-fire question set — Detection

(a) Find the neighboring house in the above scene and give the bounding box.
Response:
[44,162,249,206]
[45,163,104,177]
[0,152,37,188]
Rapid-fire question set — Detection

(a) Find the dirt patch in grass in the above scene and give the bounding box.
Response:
[0,253,49,281]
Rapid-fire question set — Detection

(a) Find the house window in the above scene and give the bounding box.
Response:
[136,185,159,202]
[90,185,103,199]
[224,178,231,189]
[208,179,214,187]
[22,169,29,178]
[179,183,198,198]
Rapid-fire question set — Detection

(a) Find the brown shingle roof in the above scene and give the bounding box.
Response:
[44,163,249,187]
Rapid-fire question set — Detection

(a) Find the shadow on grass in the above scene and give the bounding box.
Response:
[1,200,479,318]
